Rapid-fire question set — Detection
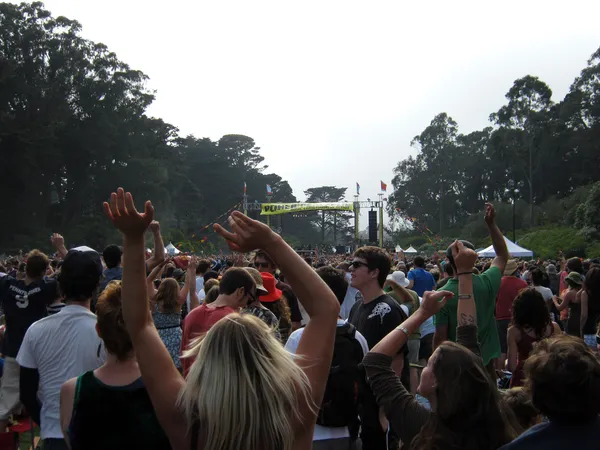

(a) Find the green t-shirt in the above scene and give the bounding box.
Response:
[435,266,502,365]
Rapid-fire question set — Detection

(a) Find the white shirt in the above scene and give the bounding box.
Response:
[340,286,361,320]
[285,319,369,441]
[187,276,205,311]
[16,305,105,439]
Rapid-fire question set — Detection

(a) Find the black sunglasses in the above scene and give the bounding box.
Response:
[254,262,270,269]
[350,261,369,269]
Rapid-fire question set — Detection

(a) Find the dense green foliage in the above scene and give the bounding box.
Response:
[390,45,600,258]
[0,2,322,253]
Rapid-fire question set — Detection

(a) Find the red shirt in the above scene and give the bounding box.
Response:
[180,303,236,375]
[495,276,528,320]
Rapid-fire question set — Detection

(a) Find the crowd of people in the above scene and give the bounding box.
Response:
[0,189,598,450]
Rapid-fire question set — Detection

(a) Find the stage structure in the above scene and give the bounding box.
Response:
[243,195,386,248]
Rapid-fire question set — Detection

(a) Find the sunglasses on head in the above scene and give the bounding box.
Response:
[350,261,369,269]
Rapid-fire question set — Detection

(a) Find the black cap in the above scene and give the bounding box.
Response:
[64,249,103,278]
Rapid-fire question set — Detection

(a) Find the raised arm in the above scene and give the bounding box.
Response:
[51,233,68,259]
[580,289,588,339]
[180,257,200,310]
[371,290,453,356]
[365,289,452,444]
[103,188,187,448]
[146,221,166,272]
[485,203,508,273]
[146,258,169,300]
[451,240,481,356]
[214,211,340,438]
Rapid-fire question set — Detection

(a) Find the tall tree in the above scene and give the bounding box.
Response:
[490,76,553,226]
[303,186,351,244]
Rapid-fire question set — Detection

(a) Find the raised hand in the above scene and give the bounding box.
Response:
[484,202,496,225]
[103,188,154,238]
[213,211,278,253]
[187,256,199,272]
[420,290,454,316]
[50,233,64,249]
[149,220,161,233]
[451,240,478,273]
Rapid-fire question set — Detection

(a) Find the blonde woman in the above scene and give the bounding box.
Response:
[103,188,340,450]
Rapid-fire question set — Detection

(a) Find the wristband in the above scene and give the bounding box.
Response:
[457,272,473,276]
[396,325,410,336]
[458,294,473,300]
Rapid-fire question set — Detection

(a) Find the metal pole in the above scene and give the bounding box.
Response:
[378,194,384,248]
[243,193,248,216]
[513,191,516,242]
[354,195,360,248]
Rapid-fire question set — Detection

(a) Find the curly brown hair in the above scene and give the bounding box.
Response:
[524,334,600,423]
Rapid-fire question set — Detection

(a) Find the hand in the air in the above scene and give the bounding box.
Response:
[103,188,154,237]
[50,233,65,248]
[484,202,496,225]
[213,211,278,253]
[420,290,454,316]
[451,240,478,273]
[149,221,161,233]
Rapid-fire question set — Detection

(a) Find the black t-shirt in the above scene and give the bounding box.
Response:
[348,294,407,349]
[0,277,57,357]
[349,294,410,390]
[277,280,303,323]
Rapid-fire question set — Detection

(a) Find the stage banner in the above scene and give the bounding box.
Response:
[260,202,355,216]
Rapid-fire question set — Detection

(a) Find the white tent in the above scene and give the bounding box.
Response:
[405,246,418,254]
[477,236,533,258]
[165,242,181,256]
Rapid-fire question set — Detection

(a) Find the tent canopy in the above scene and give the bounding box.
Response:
[405,246,418,254]
[477,236,533,258]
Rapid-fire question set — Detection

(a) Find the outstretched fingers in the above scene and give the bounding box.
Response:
[116,188,126,215]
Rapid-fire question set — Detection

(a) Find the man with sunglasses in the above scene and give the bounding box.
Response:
[253,250,303,331]
[347,246,409,450]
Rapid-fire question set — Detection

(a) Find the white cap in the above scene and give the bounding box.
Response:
[386,270,409,287]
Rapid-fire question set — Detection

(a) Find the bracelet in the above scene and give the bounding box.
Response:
[396,325,410,336]
[458,294,473,300]
[457,272,473,276]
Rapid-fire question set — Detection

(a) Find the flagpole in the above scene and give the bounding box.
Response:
[354,194,359,249]
[243,183,248,216]
[378,193,384,248]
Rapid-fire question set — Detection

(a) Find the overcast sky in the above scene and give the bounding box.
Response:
[29,0,600,223]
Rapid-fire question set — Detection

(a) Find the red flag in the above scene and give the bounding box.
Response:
[380,181,387,192]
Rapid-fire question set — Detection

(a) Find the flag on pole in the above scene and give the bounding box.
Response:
[244,182,247,194]
[266,184,273,195]
[356,182,360,195]
[380,181,387,192]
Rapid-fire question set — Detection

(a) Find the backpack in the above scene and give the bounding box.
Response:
[316,322,364,428]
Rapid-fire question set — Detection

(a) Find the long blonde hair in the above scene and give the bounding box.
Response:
[178,313,312,450]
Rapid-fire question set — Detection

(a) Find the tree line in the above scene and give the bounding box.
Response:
[389,46,600,238]
[0,2,340,253]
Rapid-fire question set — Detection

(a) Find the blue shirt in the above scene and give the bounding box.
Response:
[99,267,122,292]
[501,417,600,450]
[407,268,436,297]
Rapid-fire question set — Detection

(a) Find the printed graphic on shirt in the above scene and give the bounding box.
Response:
[368,302,391,324]
[9,284,42,309]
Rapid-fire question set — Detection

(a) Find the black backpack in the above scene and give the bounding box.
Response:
[316,322,364,428]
